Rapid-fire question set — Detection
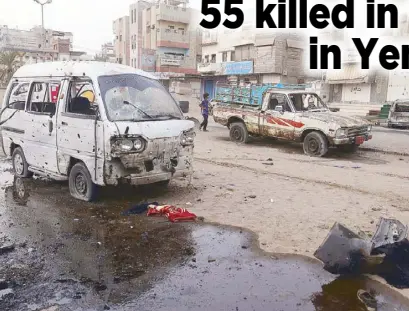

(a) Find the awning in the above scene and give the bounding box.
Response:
[326,64,371,84]
[286,39,304,49]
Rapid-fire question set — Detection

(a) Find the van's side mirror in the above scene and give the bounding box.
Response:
[178,101,189,114]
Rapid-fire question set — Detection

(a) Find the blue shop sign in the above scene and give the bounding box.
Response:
[223,61,253,75]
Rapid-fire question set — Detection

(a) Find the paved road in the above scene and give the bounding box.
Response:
[366,127,409,154]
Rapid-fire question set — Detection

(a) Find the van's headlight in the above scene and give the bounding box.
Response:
[336,128,347,138]
[181,129,195,146]
[133,137,145,151]
[119,139,134,151]
[112,137,146,153]
[367,125,372,132]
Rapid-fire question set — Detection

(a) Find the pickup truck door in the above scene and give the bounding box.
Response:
[261,93,296,140]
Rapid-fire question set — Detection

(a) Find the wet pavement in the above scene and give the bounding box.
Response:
[0,165,408,311]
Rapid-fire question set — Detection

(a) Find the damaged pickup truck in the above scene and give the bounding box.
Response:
[0,61,195,201]
[388,99,409,128]
[212,83,373,157]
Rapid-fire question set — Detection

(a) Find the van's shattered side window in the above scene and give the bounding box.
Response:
[7,82,30,110]
[28,82,60,115]
[98,74,182,122]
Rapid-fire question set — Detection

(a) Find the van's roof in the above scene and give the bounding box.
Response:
[13,61,158,80]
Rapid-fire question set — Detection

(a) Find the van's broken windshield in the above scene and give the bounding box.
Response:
[98,74,183,122]
[289,93,329,112]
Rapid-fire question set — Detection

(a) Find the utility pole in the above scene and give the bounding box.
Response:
[33,0,52,51]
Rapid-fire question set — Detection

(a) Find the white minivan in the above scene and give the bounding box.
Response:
[0,62,195,201]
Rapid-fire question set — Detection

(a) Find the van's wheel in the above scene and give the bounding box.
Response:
[303,131,328,157]
[337,144,359,153]
[230,122,249,144]
[69,162,98,202]
[12,147,33,178]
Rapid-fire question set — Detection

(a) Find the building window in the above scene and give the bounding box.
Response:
[222,52,227,62]
[169,26,174,29]
[120,35,122,42]
[211,54,216,63]
[231,51,235,62]
[197,55,202,63]
[204,55,209,63]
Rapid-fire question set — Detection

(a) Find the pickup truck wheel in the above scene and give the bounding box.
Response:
[303,132,328,157]
[230,122,249,144]
[69,162,98,202]
[12,147,33,178]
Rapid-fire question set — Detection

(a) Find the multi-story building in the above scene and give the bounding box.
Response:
[129,0,154,69]
[125,0,201,76]
[98,42,116,62]
[0,25,89,65]
[113,16,130,66]
[198,25,305,98]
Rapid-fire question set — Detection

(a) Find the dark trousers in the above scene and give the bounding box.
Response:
[200,114,208,130]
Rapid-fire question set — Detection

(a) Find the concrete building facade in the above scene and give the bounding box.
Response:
[198,25,305,98]
[113,16,130,66]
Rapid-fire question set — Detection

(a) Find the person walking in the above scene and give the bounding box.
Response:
[199,93,210,132]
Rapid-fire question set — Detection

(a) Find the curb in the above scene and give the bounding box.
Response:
[360,147,409,157]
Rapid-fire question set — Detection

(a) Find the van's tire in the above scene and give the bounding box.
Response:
[337,144,359,153]
[12,147,33,178]
[230,122,250,144]
[303,131,328,157]
[69,162,98,202]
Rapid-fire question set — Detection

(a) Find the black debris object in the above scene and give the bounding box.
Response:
[122,202,159,216]
[315,218,409,289]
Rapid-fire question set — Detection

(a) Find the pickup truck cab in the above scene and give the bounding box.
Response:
[212,84,373,157]
[1,61,195,201]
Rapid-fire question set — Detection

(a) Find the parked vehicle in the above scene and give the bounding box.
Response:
[388,100,409,129]
[0,61,195,201]
[212,83,373,157]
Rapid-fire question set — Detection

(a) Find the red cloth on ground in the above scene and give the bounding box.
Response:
[147,204,197,222]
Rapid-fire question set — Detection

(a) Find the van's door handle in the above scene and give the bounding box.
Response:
[61,121,68,126]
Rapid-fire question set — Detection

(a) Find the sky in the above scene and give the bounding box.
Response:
[0,0,255,54]
[0,0,405,55]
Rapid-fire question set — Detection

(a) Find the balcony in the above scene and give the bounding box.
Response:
[202,34,218,46]
[156,29,189,49]
[197,62,222,74]
[156,4,190,24]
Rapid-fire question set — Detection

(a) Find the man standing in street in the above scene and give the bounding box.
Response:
[199,92,210,132]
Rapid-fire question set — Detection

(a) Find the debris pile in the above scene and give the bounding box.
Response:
[315,217,409,289]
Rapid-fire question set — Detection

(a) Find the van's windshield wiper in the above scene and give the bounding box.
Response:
[151,114,181,120]
[123,101,153,119]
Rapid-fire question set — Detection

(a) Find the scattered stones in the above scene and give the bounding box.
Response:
[0,243,15,255]
[0,288,14,300]
[104,305,111,310]
[94,283,107,292]
[192,258,197,263]
[40,306,60,311]
[196,198,202,202]
[248,195,257,199]
[0,279,8,290]
[241,246,248,249]
[372,207,382,212]
[208,256,216,263]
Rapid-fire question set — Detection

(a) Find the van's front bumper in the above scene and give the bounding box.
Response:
[332,133,373,145]
[104,146,193,186]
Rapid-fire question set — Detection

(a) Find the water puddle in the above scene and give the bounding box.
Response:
[0,178,408,311]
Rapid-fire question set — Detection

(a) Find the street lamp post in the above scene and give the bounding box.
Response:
[33,0,52,51]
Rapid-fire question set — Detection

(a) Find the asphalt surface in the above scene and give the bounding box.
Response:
[1,161,409,310]
[1,108,409,310]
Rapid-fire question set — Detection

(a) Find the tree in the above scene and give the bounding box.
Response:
[94,54,108,62]
[0,51,24,86]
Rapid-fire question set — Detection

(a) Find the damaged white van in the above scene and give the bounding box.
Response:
[0,62,195,201]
